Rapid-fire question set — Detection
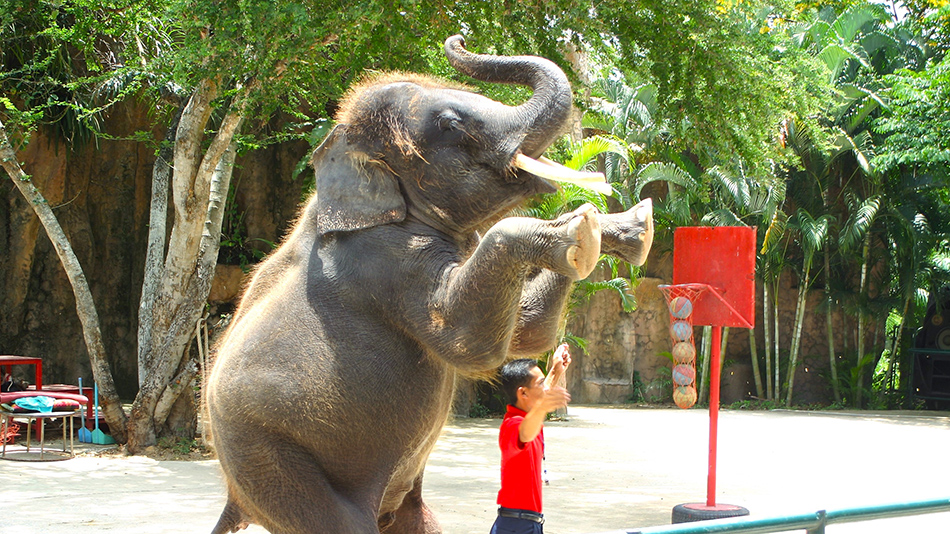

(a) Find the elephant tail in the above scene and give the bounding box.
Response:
[211,496,252,534]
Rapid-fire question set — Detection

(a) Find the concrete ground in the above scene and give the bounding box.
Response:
[1,406,949,534]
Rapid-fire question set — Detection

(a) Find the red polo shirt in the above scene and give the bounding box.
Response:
[496,404,544,513]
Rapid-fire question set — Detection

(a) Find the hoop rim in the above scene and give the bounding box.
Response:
[658,283,753,329]
[658,283,715,292]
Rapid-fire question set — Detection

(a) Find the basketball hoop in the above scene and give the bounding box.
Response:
[665,226,756,519]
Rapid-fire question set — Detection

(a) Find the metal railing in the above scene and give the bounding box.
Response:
[591,497,950,534]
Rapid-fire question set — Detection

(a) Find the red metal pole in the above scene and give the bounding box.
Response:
[707,325,722,507]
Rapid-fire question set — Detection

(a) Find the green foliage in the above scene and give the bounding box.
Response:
[218,180,276,270]
[3,0,829,171]
[829,352,876,406]
[725,398,786,410]
[629,367,673,404]
[873,55,950,180]
[0,0,169,143]
[468,402,492,418]
[157,435,199,455]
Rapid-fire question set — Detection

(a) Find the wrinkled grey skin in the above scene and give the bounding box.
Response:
[206,35,654,534]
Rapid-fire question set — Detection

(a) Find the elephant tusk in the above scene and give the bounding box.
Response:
[513,154,613,196]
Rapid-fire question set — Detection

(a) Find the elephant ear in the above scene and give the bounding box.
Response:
[311,125,406,234]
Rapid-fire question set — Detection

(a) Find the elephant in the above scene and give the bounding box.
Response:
[205,35,654,534]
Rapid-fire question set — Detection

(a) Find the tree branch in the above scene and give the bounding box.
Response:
[138,110,183,385]
[173,78,219,217]
[153,359,198,428]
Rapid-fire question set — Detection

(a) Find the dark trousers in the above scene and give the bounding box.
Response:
[490,513,544,534]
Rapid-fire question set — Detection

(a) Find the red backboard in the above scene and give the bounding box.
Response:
[672,227,755,328]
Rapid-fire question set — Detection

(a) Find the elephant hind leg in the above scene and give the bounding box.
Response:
[379,475,442,534]
[211,494,251,534]
[223,438,380,534]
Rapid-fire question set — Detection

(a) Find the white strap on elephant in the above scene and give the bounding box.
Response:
[513,153,613,195]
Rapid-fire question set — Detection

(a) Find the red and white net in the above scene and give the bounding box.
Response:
[1,421,20,444]
[658,284,708,409]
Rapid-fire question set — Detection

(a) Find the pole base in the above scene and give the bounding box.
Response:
[671,502,750,524]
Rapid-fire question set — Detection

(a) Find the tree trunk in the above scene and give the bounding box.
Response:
[720,327,730,378]
[138,113,180,386]
[855,232,871,407]
[0,120,129,442]
[763,282,773,399]
[126,81,244,453]
[890,296,912,398]
[785,269,809,407]
[698,326,711,403]
[772,278,781,401]
[749,327,764,398]
[824,248,841,403]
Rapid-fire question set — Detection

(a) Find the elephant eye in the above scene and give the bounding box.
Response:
[437,112,462,132]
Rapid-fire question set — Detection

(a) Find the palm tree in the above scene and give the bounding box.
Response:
[778,2,936,406]
[785,209,833,406]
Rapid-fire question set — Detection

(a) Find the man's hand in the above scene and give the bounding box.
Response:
[519,385,571,444]
[545,343,572,389]
[538,385,571,413]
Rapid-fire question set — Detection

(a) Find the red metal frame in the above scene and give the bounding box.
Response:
[0,355,42,391]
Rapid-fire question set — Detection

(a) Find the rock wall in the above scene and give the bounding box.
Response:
[566,275,670,404]
[1,108,156,395]
[0,105,310,397]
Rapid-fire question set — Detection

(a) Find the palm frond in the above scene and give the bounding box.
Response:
[708,166,750,209]
[835,83,887,132]
[792,209,832,264]
[622,99,653,131]
[581,110,614,133]
[817,43,870,81]
[564,135,629,172]
[702,209,745,227]
[839,194,881,251]
[634,162,694,199]
[831,4,884,44]
[761,210,789,255]
[576,277,638,313]
[832,128,875,174]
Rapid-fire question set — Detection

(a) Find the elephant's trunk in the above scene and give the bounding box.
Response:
[444,35,572,158]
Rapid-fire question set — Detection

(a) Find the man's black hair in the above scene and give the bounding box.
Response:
[499,359,539,406]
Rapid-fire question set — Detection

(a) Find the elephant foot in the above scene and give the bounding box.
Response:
[559,203,602,280]
[211,497,252,534]
[379,489,442,534]
[598,198,654,266]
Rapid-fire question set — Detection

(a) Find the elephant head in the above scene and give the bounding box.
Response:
[310,35,606,237]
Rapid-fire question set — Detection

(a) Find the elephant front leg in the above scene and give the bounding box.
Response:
[422,204,601,372]
[510,268,574,356]
[493,202,602,280]
[597,198,654,266]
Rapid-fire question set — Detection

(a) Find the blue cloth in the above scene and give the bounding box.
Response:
[14,396,56,413]
[490,514,543,534]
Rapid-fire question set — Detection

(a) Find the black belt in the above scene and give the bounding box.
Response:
[498,507,544,524]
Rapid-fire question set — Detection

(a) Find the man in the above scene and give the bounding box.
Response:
[491,344,571,534]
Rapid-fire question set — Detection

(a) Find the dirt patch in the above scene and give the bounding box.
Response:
[76,440,215,461]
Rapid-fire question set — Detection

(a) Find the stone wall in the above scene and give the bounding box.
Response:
[0,106,310,397]
[566,275,670,403]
